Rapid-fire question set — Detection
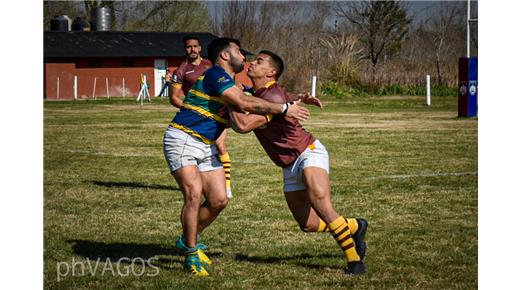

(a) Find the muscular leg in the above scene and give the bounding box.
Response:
[172,166,213,276]
[285,189,359,233]
[303,166,362,266]
[284,190,324,232]
[197,168,229,232]
[172,165,203,248]
[302,167,339,224]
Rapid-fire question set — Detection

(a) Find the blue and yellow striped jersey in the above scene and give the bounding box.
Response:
[170,66,234,144]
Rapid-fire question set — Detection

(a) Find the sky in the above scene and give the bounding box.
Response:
[205,1,478,23]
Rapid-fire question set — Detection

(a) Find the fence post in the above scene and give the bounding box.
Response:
[74,76,78,100]
[311,76,317,97]
[426,75,431,106]
[106,77,110,99]
[92,77,97,100]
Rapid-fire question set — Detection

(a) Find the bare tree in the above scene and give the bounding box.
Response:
[43,1,83,30]
[44,1,474,93]
[211,1,288,52]
[424,2,465,85]
[320,34,363,84]
[335,1,411,81]
[211,1,332,90]
[45,1,210,32]
[469,0,478,55]
[117,1,210,32]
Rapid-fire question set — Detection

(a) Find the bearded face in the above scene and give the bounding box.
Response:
[226,43,246,73]
[229,52,245,73]
[185,39,201,62]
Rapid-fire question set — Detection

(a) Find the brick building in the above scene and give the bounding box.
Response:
[44,31,252,99]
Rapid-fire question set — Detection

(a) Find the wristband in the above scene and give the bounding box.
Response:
[282,103,288,115]
[282,101,294,115]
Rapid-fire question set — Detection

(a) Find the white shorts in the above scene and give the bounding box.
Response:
[163,127,222,173]
[282,139,330,192]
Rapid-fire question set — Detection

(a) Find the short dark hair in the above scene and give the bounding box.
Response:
[183,35,201,47]
[207,37,241,65]
[259,50,284,80]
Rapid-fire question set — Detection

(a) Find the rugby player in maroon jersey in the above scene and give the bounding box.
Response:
[230,50,368,275]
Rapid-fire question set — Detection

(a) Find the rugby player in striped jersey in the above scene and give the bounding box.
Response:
[169,35,234,200]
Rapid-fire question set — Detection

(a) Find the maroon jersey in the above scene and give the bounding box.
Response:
[173,58,212,95]
[253,82,315,167]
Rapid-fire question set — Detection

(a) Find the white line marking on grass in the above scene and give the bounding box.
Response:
[367,171,477,180]
[62,150,160,157]
[45,123,165,128]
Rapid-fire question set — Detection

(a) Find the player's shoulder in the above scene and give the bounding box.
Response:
[204,66,232,83]
[200,58,212,69]
[269,83,287,94]
[257,82,287,103]
[202,66,235,95]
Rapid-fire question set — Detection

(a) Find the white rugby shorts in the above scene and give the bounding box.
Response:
[282,139,330,192]
[163,127,222,173]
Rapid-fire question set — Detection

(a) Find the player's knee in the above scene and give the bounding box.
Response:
[184,189,202,206]
[309,187,328,201]
[210,196,228,211]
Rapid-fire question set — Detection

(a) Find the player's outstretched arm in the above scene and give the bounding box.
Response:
[229,106,270,134]
[221,86,310,121]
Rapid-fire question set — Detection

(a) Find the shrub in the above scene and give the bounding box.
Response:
[320,81,457,98]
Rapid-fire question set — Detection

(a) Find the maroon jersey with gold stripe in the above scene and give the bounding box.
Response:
[173,58,212,95]
[253,82,315,167]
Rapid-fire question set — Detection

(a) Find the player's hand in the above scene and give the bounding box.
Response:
[286,100,310,121]
[298,92,323,109]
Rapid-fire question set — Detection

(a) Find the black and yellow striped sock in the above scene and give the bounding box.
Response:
[317,218,358,233]
[317,219,328,232]
[219,153,232,193]
[328,216,360,262]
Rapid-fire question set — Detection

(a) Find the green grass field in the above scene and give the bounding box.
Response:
[44,96,477,289]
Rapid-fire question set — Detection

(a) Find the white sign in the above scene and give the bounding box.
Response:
[469,84,477,96]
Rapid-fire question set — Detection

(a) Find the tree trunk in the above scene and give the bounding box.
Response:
[371,62,377,83]
[436,57,443,85]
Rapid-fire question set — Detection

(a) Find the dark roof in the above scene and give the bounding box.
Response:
[44,31,219,58]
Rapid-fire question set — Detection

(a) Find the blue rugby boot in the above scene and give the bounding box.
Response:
[175,235,212,265]
[184,251,209,277]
